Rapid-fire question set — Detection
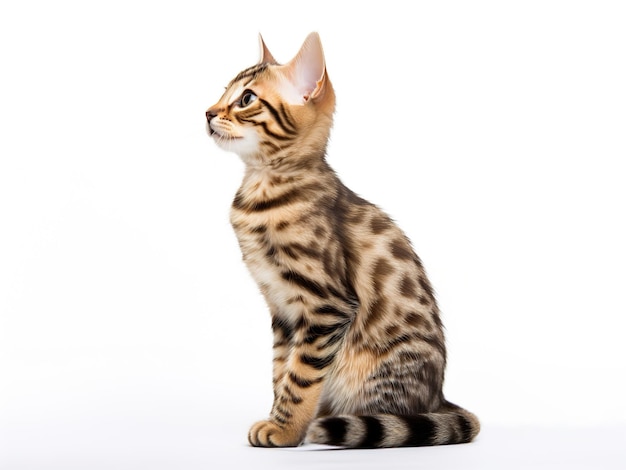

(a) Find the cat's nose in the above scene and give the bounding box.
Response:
[206,109,217,123]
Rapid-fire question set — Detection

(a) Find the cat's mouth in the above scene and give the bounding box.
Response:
[209,127,242,141]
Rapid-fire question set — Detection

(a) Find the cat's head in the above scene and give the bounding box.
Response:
[206,32,335,167]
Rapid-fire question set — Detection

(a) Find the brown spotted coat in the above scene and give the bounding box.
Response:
[206,32,479,448]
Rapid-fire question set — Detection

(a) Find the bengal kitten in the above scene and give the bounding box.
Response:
[205,33,479,448]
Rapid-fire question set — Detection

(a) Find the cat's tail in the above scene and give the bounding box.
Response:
[305,402,480,448]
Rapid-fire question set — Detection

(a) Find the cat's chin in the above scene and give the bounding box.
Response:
[211,132,242,142]
[206,121,242,143]
[213,132,259,158]
[210,129,243,149]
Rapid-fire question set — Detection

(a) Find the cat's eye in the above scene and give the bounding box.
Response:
[239,90,257,108]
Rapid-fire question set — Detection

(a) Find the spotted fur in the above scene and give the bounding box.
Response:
[206,32,479,448]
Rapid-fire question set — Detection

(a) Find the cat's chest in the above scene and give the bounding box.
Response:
[229,173,317,268]
[231,217,318,311]
[230,199,326,304]
[229,171,332,304]
[231,213,312,274]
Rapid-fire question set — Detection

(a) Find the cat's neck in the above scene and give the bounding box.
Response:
[245,151,328,178]
[239,117,332,171]
[239,155,334,199]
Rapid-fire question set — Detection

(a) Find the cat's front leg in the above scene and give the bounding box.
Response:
[249,311,349,447]
[269,315,292,401]
[248,361,325,447]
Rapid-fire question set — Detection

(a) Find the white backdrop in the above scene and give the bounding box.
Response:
[1,1,625,468]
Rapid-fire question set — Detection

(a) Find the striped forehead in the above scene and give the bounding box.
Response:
[225,82,249,106]
[225,63,269,104]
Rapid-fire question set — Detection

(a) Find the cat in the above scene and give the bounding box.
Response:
[205,32,480,448]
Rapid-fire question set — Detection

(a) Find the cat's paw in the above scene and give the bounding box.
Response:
[248,420,301,447]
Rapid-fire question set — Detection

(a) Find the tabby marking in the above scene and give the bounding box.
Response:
[206,32,479,448]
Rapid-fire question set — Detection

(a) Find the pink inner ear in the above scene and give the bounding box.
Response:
[285,33,326,99]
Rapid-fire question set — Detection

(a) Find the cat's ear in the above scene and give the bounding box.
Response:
[258,34,278,65]
[285,32,330,103]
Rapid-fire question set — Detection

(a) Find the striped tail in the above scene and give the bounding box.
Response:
[305,403,480,448]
